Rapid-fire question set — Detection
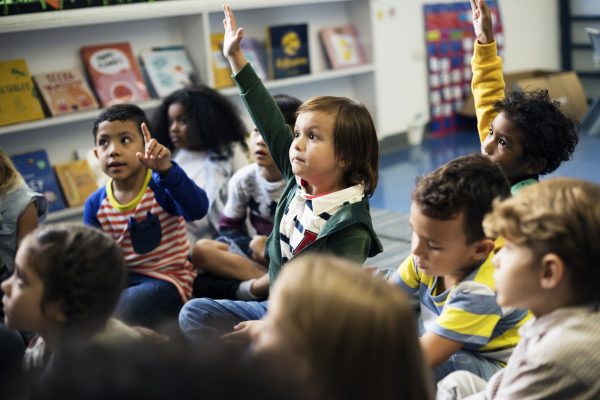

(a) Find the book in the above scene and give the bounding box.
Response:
[319,25,367,69]
[10,150,66,213]
[33,68,99,116]
[0,59,45,126]
[139,45,197,98]
[80,42,151,107]
[266,23,310,80]
[210,33,234,89]
[54,159,99,207]
[241,38,268,81]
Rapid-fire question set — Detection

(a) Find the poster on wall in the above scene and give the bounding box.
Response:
[424,1,504,137]
[1,0,160,17]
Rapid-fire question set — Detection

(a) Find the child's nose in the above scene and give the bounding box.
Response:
[483,137,494,156]
[1,276,11,295]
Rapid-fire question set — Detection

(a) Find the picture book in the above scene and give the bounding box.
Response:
[266,23,310,80]
[139,45,197,98]
[0,59,45,126]
[10,149,66,213]
[319,25,367,69]
[33,68,99,116]
[80,42,151,107]
[54,159,98,207]
[241,38,268,81]
[210,33,234,89]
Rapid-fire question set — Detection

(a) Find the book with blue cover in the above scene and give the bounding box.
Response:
[139,45,197,98]
[10,150,66,213]
[266,23,310,80]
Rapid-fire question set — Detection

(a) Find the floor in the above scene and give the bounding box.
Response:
[371,130,600,214]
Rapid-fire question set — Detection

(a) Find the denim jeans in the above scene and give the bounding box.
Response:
[179,298,268,341]
[432,350,502,384]
[114,272,183,329]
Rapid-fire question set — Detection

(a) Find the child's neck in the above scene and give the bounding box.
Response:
[303,178,346,197]
[111,167,149,204]
[260,164,283,182]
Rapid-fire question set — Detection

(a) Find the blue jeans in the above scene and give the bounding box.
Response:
[179,298,268,341]
[432,349,502,384]
[114,272,183,329]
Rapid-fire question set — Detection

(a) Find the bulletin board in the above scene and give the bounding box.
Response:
[424,1,504,136]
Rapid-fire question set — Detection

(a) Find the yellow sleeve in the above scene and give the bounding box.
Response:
[472,40,505,144]
[396,254,421,291]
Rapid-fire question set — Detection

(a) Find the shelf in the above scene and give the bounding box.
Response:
[46,205,84,223]
[572,44,593,50]
[577,71,600,77]
[0,99,162,136]
[220,64,375,96]
[570,15,600,21]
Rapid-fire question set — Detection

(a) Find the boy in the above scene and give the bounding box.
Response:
[470,0,578,193]
[84,104,208,329]
[437,178,600,399]
[389,154,530,383]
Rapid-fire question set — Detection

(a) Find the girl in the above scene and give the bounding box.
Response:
[151,85,249,241]
[178,4,382,341]
[1,224,141,380]
[252,254,433,400]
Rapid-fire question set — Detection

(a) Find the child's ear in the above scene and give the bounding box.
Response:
[525,157,546,176]
[539,253,565,290]
[472,238,495,262]
[93,147,99,159]
[45,301,67,323]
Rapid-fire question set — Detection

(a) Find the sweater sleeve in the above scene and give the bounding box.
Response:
[472,41,505,144]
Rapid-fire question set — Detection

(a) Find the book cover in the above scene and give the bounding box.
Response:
[319,25,367,69]
[10,150,66,213]
[266,23,310,80]
[139,45,197,98]
[33,68,99,116]
[210,33,234,89]
[0,59,45,127]
[241,38,268,81]
[54,159,99,207]
[80,42,151,107]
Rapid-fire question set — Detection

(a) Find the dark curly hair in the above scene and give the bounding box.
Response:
[412,154,511,243]
[151,85,248,158]
[26,225,126,336]
[493,89,579,175]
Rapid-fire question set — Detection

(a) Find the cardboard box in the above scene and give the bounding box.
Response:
[460,70,588,121]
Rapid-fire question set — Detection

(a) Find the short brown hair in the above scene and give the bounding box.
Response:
[412,154,511,243]
[25,224,126,336]
[272,254,432,400]
[483,178,600,303]
[297,96,379,196]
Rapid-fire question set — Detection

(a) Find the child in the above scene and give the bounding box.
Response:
[84,104,209,329]
[437,178,600,399]
[470,0,578,193]
[251,254,433,400]
[1,224,141,381]
[179,4,382,340]
[389,154,530,384]
[192,94,301,299]
[151,85,249,241]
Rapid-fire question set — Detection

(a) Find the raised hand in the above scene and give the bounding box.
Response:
[136,122,172,175]
[470,0,494,45]
[222,4,248,73]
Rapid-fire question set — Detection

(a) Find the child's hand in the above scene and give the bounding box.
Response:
[470,0,494,45]
[249,235,268,265]
[222,4,249,73]
[136,122,172,175]
[221,320,265,344]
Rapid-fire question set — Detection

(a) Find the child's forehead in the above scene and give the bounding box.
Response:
[97,119,141,136]
[409,202,467,241]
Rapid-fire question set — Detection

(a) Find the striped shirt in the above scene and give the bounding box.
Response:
[394,252,530,363]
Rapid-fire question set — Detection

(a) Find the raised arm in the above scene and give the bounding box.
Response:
[223,4,249,74]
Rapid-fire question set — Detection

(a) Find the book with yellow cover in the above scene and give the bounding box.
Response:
[0,59,45,126]
[210,33,234,89]
[54,159,99,207]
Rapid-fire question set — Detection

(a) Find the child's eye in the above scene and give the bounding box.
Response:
[308,132,317,140]
[427,243,443,251]
[98,138,107,146]
[498,138,507,147]
[293,131,300,138]
[488,128,493,136]
[122,137,132,144]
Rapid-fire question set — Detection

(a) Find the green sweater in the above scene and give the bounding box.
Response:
[233,64,383,285]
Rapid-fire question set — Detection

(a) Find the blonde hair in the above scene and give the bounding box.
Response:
[271,254,432,400]
[483,177,600,303]
[0,149,24,194]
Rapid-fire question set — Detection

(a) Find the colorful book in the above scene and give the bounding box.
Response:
[33,68,99,116]
[54,159,99,207]
[241,38,268,81]
[319,25,367,69]
[10,150,66,213]
[210,33,234,89]
[266,23,310,80]
[0,59,45,126]
[80,42,151,107]
[139,45,197,98]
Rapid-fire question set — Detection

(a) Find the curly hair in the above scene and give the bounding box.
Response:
[26,225,126,336]
[151,85,248,158]
[92,104,151,142]
[493,89,579,175]
[412,154,511,243]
